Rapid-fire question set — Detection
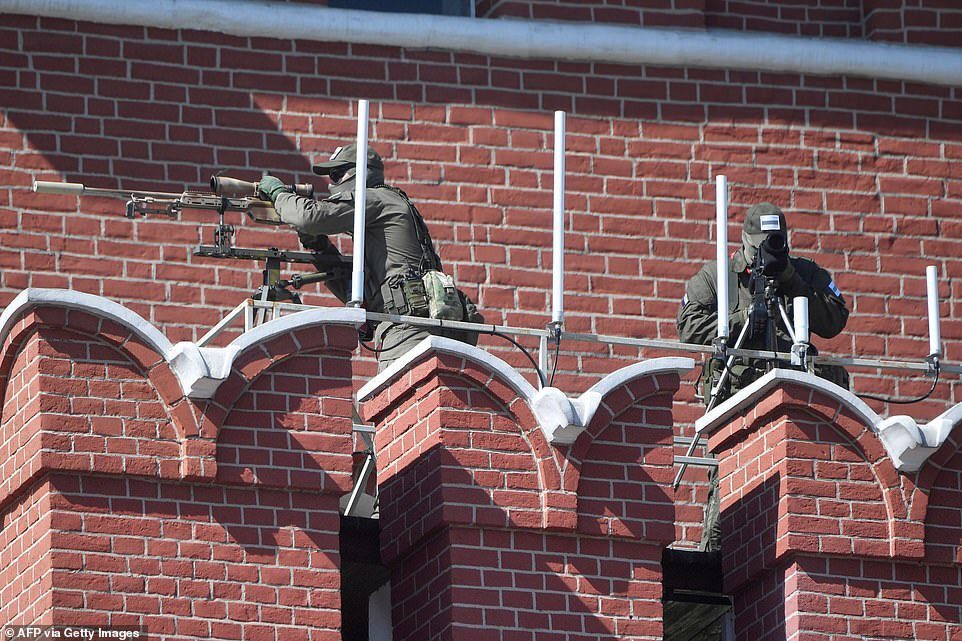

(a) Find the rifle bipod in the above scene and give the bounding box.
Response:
[252,256,298,325]
[239,249,351,326]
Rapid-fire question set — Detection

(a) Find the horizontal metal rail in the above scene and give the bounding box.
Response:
[228,299,962,377]
[675,456,718,468]
[365,310,552,339]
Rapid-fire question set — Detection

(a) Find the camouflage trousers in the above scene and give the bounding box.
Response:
[374,323,479,372]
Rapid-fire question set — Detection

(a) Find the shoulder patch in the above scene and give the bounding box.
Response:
[828,280,841,296]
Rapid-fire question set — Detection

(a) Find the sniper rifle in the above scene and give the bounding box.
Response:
[33,175,351,307]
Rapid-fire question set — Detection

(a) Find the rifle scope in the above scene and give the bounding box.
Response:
[211,175,314,199]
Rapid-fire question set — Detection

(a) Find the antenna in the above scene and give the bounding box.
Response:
[715,174,729,340]
[927,265,941,359]
[551,110,566,329]
[349,99,370,308]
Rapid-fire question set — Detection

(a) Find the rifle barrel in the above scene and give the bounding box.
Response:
[32,179,284,223]
[33,180,182,199]
[33,181,86,196]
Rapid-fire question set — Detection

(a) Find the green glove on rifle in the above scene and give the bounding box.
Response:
[257,175,287,203]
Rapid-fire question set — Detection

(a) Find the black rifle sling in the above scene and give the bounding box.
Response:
[373,184,443,273]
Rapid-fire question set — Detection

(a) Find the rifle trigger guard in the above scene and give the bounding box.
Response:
[123,196,180,219]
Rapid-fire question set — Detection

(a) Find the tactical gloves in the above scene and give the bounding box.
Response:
[758,232,789,277]
[298,232,333,252]
[775,258,796,284]
[257,175,287,203]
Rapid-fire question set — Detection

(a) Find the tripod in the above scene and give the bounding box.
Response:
[673,271,794,489]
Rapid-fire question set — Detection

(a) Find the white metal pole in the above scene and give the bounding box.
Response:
[349,100,370,307]
[538,334,549,388]
[926,265,941,357]
[793,296,809,344]
[715,175,729,339]
[551,110,565,327]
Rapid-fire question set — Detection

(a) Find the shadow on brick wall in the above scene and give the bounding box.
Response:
[723,473,786,641]
[48,472,343,629]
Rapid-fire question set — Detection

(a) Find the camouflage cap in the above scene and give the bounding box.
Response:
[743,202,788,247]
[311,143,384,176]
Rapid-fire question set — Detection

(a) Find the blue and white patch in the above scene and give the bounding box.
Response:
[828,280,841,296]
[680,294,688,307]
[760,214,781,231]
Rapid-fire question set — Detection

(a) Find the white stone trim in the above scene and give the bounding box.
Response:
[357,335,538,403]
[203,307,365,381]
[359,337,693,445]
[562,357,695,445]
[0,288,173,355]
[695,368,962,473]
[3,0,962,86]
[0,289,364,399]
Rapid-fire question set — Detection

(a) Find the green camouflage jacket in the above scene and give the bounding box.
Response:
[677,249,849,396]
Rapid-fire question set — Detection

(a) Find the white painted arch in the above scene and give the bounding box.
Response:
[358,335,695,445]
[696,368,961,473]
[0,288,365,398]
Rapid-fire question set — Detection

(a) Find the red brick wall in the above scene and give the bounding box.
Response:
[0,478,53,625]
[215,351,355,491]
[475,0,962,45]
[790,556,962,640]
[0,305,357,632]
[863,0,962,47]
[363,353,678,640]
[2,7,961,551]
[926,444,962,566]
[704,0,863,36]
[386,523,665,640]
[477,0,706,27]
[730,562,793,641]
[4,15,960,403]
[732,554,962,640]
[0,329,52,625]
[0,332,43,507]
[46,473,342,637]
[707,383,962,639]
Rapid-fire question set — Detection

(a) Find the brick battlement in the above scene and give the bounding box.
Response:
[701,370,962,640]
[361,341,685,640]
[0,293,357,634]
[1,295,961,638]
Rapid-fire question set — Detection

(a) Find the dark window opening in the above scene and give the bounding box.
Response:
[327,0,473,16]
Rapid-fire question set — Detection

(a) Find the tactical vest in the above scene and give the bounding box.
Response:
[374,185,465,321]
